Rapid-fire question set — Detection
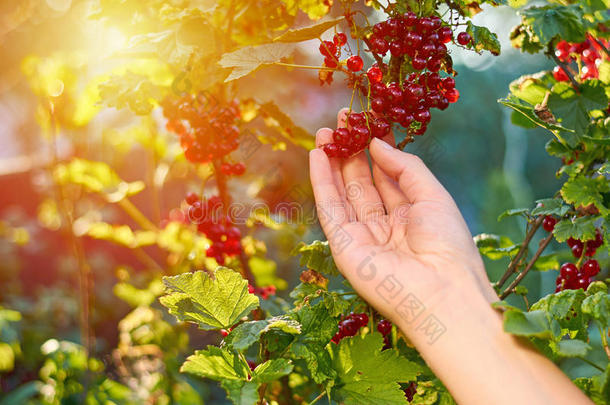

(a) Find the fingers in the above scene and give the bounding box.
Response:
[338,109,386,221]
[369,138,452,204]
[309,148,350,231]
[370,127,408,214]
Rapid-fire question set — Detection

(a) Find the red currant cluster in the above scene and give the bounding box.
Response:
[553,34,609,82]
[161,93,241,164]
[322,111,391,157]
[319,32,353,85]
[184,193,242,264]
[368,13,468,69]
[248,284,277,299]
[542,216,604,292]
[331,312,369,343]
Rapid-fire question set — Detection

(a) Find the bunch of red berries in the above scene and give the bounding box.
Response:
[319,32,351,85]
[331,312,369,343]
[404,381,418,402]
[542,216,605,291]
[553,34,609,82]
[322,111,391,157]
[161,93,241,164]
[368,13,467,69]
[184,193,242,264]
[377,318,393,349]
[248,284,277,300]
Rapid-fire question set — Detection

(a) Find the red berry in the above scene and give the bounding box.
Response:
[185,191,199,205]
[441,77,455,90]
[371,97,387,113]
[324,57,338,68]
[542,216,557,232]
[370,37,389,55]
[553,66,569,82]
[232,162,246,175]
[333,128,350,144]
[347,55,364,72]
[571,243,584,258]
[367,66,383,83]
[353,313,369,327]
[403,12,417,26]
[575,277,589,290]
[220,329,229,337]
[322,143,339,158]
[567,237,580,248]
[340,318,360,337]
[333,32,347,47]
[582,259,600,277]
[560,263,578,280]
[377,319,392,336]
[439,26,453,43]
[414,108,431,124]
[319,40,336,58]
[445,88,459,103]
[457,32,472,46]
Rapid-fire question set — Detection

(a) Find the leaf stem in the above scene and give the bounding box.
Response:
[495,216,544,290]
[308,391,326,405]
[117,198,158,232]
[576,356,605,372]
[500,232,554,300]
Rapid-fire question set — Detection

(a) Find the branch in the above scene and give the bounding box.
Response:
[500,232,554,300]
[495,216,544,290]
[546,44,580,92]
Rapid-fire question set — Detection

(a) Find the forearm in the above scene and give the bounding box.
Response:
[394,276,592,405]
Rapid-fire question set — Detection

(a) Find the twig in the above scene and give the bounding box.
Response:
[546,44,580,92]
[576,356,605,372]
[590,36,610,58]
[117,199,158,232]
[500,232,554,300]
[308,391,326,405]
[495,216,544,290]
[397,134,414,150]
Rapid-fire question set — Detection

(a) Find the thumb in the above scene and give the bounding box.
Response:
[369,138,451,204]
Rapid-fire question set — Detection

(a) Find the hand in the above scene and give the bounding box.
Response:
[309,109,497,335]
[309,109,591,405]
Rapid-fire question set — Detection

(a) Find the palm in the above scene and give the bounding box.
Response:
[310,110,494,320]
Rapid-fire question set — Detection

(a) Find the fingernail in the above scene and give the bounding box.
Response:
[373,137,393,150]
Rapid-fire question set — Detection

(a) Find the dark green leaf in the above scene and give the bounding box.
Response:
[291,240,340,276]
[520,5,585,45]
[553,216,599,242]
[225,316,301,351]
[502,309,560,339]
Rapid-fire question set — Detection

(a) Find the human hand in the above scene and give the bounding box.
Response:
[309,108,497,338]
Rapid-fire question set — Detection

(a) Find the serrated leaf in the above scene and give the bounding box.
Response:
[274,17,344,42]
[291,240,340,276]
[289,302,338,383]
[550,339,591,357]
[553,216,599,242]
[220,380,259,405]
[219,43,296,82]
[561,176,609,214]
[531,289,588,338]
[549,80,609,135]
[323,292,352,317]
[520,5,585,45]
[581,292,610,329]
[160,268,259,330]
[329,333,423,405]
[531,198,571,217]
[180,346,250,381]
[225,316,301,350]
[98,71,162,115]
[590,364,610,405]
[252,358,293,383]
[465,21,501,55]
[502,309,560,339]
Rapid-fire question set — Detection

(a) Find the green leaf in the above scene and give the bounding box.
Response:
[160,268,259,330]
[532,253,560,272]
[220,380,259,405]
[465,21,501,55]
[531,198,571,217]
[590,364,610,405]
[530,289,589,340]
[252,359,293,383]
[581,292,610,329]
[219,43,296,82]
[323,292,352,317]
[550,339,591,357]
[224,316,301,351]
[502,309,559,339]
[274,17,344,42]
[497,207,530,221]
[561,176,610,214]
[248,256,287,290]
[181,346,250,381]
[330,333,423,405]
[549,81,609,135]
[520,5,585,45]
[289,302,338,383]
[474,233,519,260]
[291,240,340,276]
[509,23,544,54]
[553,216,599,242]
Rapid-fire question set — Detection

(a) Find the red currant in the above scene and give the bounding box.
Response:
[542,216,557,232]
[347,55,364,72]
[457,32,472,46]
[333,32,347,47]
